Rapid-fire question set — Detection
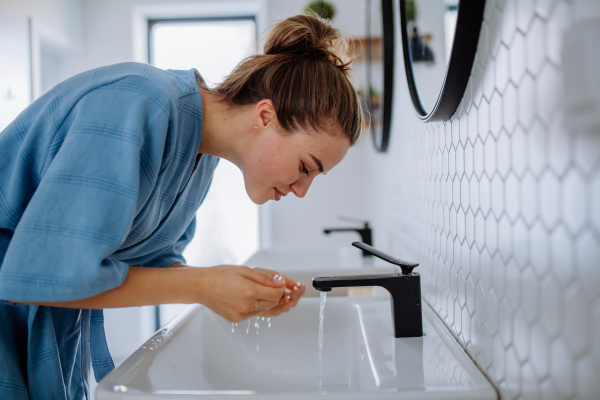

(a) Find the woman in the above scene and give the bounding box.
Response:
[0,14,363,399]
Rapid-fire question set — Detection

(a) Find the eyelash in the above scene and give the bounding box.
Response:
[301,162,309,175]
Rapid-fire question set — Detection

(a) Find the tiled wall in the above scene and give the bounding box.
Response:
[366,0,600,398]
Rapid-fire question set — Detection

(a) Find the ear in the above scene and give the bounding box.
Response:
[254,99,276,129]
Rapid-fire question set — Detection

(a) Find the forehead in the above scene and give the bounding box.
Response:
[292,129,350,172]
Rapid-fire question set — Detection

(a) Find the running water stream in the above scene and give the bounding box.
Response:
[318,291,327,391]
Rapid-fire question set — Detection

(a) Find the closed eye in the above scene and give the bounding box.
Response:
[300,162,309,175]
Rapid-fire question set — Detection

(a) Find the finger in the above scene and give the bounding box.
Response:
[240,267,285,288]
[237,302,276,322]
[255,299,279,310]
[239,310,263,320]
[257,298,287,317]
[274,294,295,314]
[238,269,285,302]
[253,267,279,279]
[258,305,283,318]
[282,275,302,291]
[289,288,303,308]
[283,281,304,304]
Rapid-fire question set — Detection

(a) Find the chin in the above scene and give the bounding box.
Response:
[251,197,268,205]
[244,184,269,205]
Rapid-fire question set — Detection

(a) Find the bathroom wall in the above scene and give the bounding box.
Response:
[365,0,600,398]
[0,0,84,130]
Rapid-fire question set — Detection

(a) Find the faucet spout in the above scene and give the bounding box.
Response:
[312,243,423,338]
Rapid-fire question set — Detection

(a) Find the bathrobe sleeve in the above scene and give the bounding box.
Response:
[0,80,169,302]
[140,216,197,269]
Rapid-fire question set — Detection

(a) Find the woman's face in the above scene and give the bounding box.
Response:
[241,126,350,205]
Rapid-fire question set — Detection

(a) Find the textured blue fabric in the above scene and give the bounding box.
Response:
[0,62,218,399]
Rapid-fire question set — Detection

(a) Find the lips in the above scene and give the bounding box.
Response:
[274,188,285,201]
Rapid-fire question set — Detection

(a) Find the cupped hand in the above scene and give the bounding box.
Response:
[252,267,307,318]
[196,265,286,323]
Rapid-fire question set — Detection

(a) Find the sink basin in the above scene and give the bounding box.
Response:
[96,297,496,399]
[245,246,365,270]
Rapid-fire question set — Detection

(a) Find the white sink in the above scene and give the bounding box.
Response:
[245,246,365,270]
[96,297,496,399]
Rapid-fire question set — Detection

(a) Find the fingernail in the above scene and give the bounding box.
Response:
[293,285,298,291]
[274,274,284,285]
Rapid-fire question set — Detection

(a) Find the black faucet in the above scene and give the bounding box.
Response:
[312,242,422,338]
[323,221,373,256]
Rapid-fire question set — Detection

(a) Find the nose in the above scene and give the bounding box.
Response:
[290,174,315,198]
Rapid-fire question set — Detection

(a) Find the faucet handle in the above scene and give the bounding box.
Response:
[352,242,419,275]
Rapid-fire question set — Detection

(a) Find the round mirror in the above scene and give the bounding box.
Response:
[400,0,486,121]
[353,0,394,153]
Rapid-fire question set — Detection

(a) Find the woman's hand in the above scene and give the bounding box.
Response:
[19,264,305,317]
[194,265,286,323]
[252,267,306,318]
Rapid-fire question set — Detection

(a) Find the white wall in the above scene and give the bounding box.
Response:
[366,0,600,399]
[0,0,84,130]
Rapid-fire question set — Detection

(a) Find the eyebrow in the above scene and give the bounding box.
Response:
[309,154,324,173]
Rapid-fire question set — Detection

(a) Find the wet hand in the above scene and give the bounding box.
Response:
[196,265,286,323]
[253,268,306,317]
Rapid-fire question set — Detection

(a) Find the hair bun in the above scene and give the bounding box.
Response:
[264,15,351,75]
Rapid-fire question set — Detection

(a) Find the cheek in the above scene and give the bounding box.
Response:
[247,142,295,185]
[252,156,295,185]
[243,153,278,190]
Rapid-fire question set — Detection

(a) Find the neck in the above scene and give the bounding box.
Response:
[196,88,253,169]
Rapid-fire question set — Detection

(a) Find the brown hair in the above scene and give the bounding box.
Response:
[211,14,363,146]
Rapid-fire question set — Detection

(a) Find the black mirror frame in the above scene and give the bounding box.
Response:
[366,0,395,153]
[399,0,486,122]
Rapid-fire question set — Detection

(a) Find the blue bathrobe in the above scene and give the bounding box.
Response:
[0,62,218,399]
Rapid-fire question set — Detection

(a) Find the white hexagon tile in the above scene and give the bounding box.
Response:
[366,0,600,398]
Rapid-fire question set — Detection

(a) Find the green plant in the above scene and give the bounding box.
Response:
[304,1,336,20]
[369,85,380,97]
[405,0,418,22]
